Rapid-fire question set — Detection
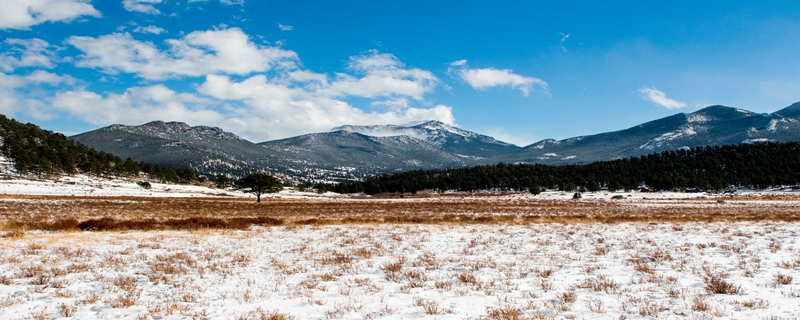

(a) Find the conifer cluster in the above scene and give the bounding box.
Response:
[332,142,800,194]
[0,115,196,183]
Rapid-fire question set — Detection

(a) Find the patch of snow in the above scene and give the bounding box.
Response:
[639,125,697,150]
[687,113,713,123]
[743,138,773,144]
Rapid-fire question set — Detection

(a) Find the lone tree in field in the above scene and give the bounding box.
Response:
[235,173,283,202]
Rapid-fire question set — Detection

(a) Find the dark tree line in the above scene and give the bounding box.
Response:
[332,142,800,194]
[0,115,196,183]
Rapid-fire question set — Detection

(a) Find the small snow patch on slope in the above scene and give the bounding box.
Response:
[687,113,713,123]
[639,125,697,150]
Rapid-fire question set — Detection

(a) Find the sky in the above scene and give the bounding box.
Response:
[1,1,799,146]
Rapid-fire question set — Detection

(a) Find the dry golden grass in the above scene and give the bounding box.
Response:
[0,195,799,231]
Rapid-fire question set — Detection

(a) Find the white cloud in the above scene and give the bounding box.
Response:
[0,71,75,120]
[278,23,293,31]
[46,73,453,142]
[451,61,548,96]
[53,85,223,125]
[559,32,570,42]
[0,0,100,30]
[122,0,162,15]
[192,74,453,141]
[323,51,438,100]
[14,30,449,141]
[68,28,299,80]
[638,87,687,109]
[0,39,58,72]
[133,25,166,35]
[187,0,243,4]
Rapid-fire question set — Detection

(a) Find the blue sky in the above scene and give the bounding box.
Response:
[1,1,799,145]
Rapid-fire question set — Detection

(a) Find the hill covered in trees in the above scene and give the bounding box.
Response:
[331,142,800,194]
[0,115,197,183]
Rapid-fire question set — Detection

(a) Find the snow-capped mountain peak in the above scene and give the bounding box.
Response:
[331,120,519,157]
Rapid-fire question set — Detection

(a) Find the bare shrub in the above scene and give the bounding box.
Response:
[114,275,139,293]
[585,298,606,313]
[485,306,522,320]
[704,273,744,295]
[59,303,78,317]
[774,273,793,285]
[691,295,709,312]
[556,289,577,304]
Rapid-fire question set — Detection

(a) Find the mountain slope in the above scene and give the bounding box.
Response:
[70,102,800,182]
[72,122,475,182]
[71,121,271,177]
[332,120,519,157]
[494,104,800,165]
[258,130,470,180]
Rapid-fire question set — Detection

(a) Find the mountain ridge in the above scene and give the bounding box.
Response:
[70,102,800,182]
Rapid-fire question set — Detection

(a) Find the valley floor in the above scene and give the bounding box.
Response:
[0,182,799,319]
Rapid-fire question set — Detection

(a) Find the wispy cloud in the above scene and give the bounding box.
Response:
[559,32,569,42]
[122,0,163,15]
[278,23,293,31]
[133,25,166,35]
[0,39,58,72]
[450,60,548,96]
[638,87,687,109]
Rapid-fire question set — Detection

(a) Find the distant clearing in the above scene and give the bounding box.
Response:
[1,194,799,231]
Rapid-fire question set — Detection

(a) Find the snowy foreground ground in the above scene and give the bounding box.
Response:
[2,222,800,319]
[1,174,800,319]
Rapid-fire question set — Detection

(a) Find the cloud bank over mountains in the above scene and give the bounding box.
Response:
[0,23,459,141]
[0,0,548,142]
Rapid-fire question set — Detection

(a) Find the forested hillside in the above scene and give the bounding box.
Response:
[0,115,197,183]
[332,142,800,194]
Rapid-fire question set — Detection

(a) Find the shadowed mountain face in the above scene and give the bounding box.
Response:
[258,130,471,180]
[70,121,271,177]
[492,104,800,165]
[72,121,481,182]
[71,102,800,181]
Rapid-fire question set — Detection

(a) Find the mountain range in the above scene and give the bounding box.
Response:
[71,102,800,182]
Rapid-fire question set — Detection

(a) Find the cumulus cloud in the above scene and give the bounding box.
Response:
[195,74,452,140]
[67,28,298,80]
[0,0,100,30]
[0,39,59,72]
[450,60,548,96]
[322,51,438,100]
[122,0,162,15]
[53,85,223,125]
[638,87,686,109]
[21,27,449,141]
[0,71,75,120]
[44,71,453,142]
[132,25,166,34]
[278,23,293,31]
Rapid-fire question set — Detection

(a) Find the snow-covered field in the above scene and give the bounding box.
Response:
[1,171,800,319]
[1,223,800,319]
